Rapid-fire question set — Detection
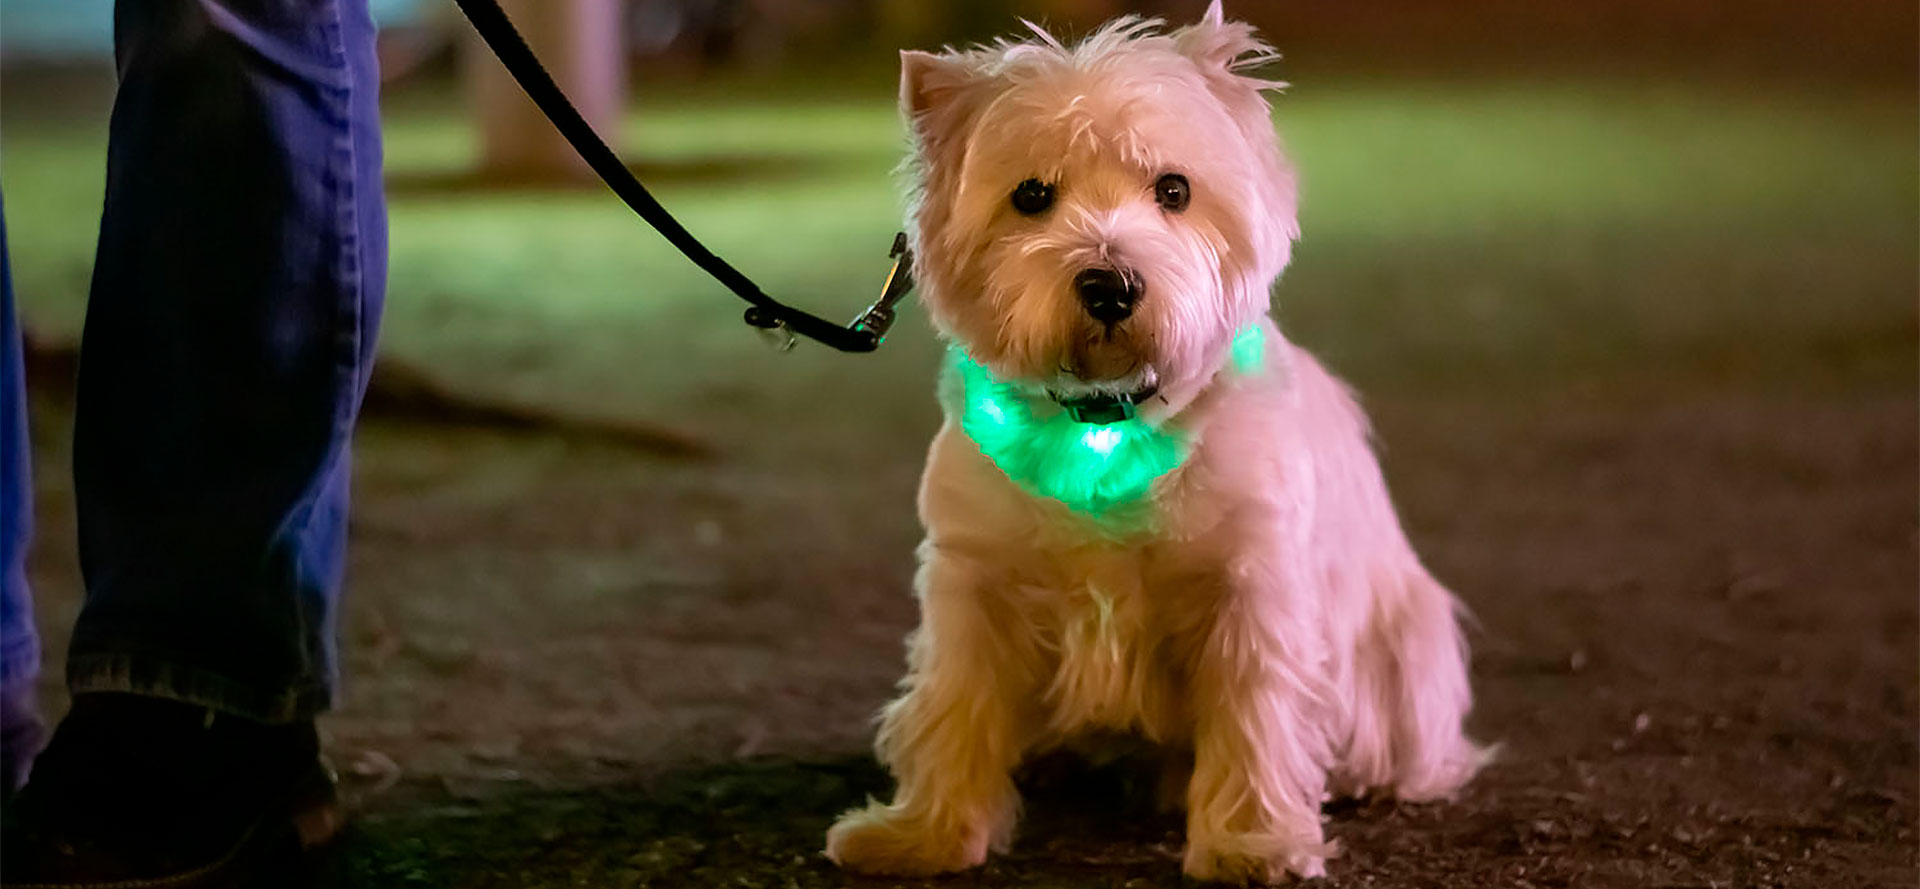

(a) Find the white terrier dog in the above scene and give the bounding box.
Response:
[826,4,1484,882]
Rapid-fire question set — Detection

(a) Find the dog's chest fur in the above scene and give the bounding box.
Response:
[1026,545,1196,746]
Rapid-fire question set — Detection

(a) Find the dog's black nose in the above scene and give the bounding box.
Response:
[1075,268,1138,323]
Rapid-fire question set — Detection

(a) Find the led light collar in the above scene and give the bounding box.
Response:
[947,325,1265,518]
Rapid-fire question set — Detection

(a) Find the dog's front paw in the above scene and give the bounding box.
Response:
[825,803,989,877]
[1183,828,1334,885]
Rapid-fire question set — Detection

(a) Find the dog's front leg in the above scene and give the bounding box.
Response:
[825,552,1033,876]
[1182,565,1337,883]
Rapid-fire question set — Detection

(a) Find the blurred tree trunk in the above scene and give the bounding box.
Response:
[464,0,626,182]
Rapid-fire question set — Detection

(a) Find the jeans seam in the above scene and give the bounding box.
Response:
[280,0,361,691]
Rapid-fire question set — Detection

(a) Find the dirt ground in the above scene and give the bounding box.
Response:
[22,297,1916,888]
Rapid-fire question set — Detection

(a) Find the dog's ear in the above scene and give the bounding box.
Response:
[900,49,987,158]
[1177,3,1299,279]
[1173,3,1285,96]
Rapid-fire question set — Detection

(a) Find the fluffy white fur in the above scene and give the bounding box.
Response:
[826,4,1485,882]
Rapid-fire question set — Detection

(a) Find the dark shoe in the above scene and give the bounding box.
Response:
[0,693,341,888]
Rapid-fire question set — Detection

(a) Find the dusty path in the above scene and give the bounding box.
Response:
[24,333,1915,887]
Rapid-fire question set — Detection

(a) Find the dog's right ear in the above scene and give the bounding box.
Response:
[900,49,986,158]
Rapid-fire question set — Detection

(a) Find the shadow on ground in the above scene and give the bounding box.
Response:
[22,333,713,459]
[312,696,1915,889]
[324,754,1207,888]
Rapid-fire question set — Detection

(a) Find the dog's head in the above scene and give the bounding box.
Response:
[901,2,1295,405]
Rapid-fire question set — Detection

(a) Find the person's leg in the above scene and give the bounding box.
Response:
[0,200,48,797]
[2,0,384,881]
[69,0,386,723]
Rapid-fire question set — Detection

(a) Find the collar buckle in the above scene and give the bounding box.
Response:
[1058,393,1138,425]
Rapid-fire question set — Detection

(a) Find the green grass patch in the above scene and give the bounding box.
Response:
[3,77,1912,414]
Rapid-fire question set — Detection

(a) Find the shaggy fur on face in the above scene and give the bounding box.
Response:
[826,4,1487,883]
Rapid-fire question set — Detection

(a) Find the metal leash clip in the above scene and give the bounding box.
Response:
[849,232,916,347]
[741,232,912,353]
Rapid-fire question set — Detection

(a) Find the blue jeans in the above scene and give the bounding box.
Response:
[2,209,36,782]
[0,0,385,760]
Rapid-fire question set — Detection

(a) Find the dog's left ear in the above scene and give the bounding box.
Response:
[1173,1,1285,96]
[900,49,990,162]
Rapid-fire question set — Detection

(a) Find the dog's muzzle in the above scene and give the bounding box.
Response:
[1074,267,1140,324]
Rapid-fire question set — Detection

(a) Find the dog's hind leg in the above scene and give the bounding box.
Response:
[1343,568,1486,802]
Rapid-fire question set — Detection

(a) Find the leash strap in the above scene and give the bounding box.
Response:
[450,0,910,352]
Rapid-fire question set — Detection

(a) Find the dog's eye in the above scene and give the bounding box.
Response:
[1010,179,1055,216]
[1154,173,1190,212]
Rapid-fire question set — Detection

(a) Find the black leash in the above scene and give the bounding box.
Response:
[450,0,913,353]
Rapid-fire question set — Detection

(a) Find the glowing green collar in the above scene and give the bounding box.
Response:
[946,325,1266,519]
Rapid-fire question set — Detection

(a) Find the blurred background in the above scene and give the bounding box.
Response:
[3,1,1915,886]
